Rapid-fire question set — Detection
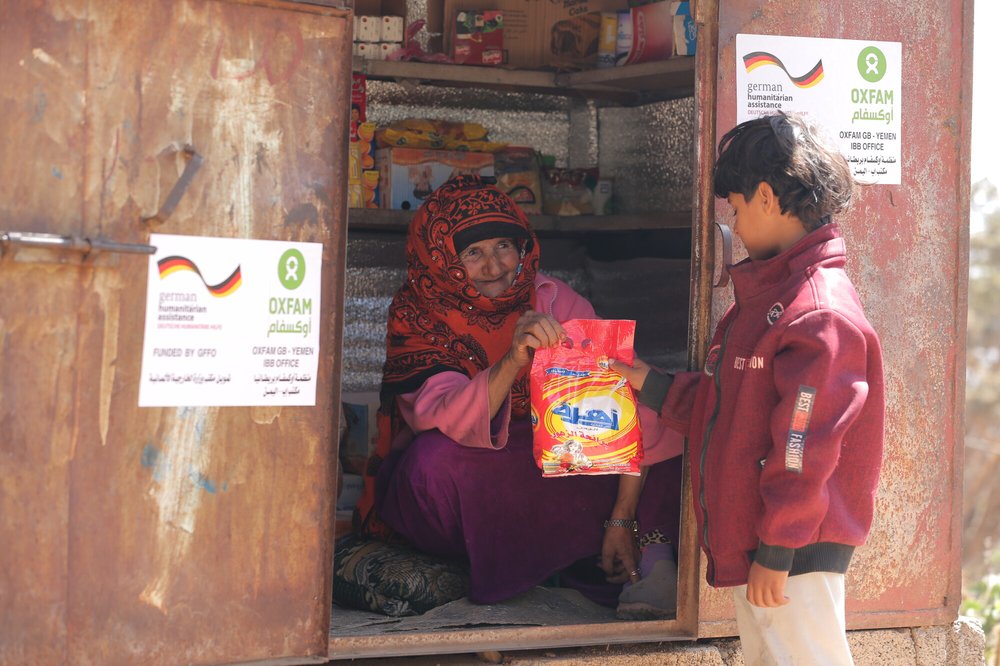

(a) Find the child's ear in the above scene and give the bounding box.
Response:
[756,182,780,214]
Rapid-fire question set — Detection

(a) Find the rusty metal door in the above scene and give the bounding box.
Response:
[0,1,351,663]
[692,0,973,637]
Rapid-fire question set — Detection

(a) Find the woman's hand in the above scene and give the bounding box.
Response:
[601,525,641,585]
[487,310,564,417]
[507,310,565,368]
[608,357,652,393]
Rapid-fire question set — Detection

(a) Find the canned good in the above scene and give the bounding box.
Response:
[615,10,633,66]
[597,12,618,69]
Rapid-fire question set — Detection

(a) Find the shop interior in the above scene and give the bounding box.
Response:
[331,0,699,643]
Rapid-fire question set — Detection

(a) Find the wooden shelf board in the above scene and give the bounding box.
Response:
[352,57,695,103]
[348,208,692,232]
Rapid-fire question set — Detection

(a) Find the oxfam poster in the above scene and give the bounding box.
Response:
[138,234,322,407]
[736,34,902,184]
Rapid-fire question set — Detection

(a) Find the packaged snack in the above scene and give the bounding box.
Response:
[494,147,543,214]
[376,118,506,153]
[530,319,643,477]
[349,121,379,208]
[541,167,598,216]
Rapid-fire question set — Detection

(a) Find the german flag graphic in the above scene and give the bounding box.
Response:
[157,256,242,297]
[743,51,824,88]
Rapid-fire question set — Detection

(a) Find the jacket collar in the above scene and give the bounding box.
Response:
[729,223,846,300]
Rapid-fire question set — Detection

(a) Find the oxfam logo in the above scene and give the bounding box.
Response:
[278,248,306,290]
[857,46,887,83]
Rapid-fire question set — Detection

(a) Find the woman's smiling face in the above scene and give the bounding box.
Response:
[459,237,521,298]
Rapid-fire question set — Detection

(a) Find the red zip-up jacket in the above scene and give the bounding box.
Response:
[650,224,885,587]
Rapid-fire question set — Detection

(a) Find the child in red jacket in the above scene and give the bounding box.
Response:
[612,112,885,665]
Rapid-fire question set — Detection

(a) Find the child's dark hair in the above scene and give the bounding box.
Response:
[713,112,855,231]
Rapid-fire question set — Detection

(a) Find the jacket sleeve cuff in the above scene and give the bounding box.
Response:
[638,369,674,412]
[754,542,795,571]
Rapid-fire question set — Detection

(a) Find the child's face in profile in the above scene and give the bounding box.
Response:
[725,186,803,261]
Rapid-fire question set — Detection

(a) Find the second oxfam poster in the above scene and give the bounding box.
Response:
[138,234,323,407]
[736,34,902,185]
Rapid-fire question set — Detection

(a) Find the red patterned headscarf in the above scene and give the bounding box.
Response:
[355,177,540,539]
[381,176,540,415]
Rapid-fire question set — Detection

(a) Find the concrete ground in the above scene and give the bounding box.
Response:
[327,618,986,665]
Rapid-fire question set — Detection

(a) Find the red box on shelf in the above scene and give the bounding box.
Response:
[451,10,504,65]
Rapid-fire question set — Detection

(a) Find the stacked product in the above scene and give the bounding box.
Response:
[370,119,616,217]
[353,14,405,60]
[375,119,503,211]
[604,0,696,67]
[348,74,380,209]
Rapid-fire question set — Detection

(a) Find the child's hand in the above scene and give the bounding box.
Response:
[608,357,651,392]
[746,562,790,608]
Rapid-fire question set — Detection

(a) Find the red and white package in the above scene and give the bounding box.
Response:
[530,319,643,477]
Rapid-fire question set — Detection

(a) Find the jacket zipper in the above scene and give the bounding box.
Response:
[699,311,736,584]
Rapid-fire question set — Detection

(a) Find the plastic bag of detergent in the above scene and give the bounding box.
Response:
[530,319,643,477]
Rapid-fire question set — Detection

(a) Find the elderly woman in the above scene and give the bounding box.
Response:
[354,177,682,617]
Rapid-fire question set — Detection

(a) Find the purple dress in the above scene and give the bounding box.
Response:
[377,418,681,605]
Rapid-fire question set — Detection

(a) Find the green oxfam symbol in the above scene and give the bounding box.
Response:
[278,248,306,290]
[857,46,887,83]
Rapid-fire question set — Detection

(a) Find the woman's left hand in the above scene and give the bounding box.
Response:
[601,525,641,584]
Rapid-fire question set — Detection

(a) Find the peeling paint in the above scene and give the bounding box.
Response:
[207,76,283,238]
[140,406,218,612]
[250,405,282,425]
[31,48,66,76]
[94,270,122,447]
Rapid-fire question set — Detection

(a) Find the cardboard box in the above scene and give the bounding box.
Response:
[451,10,505,65]
[335,473,364,511]
[377,147,494,211]
[340,391,381,474]
[355,15,381,42]
[381,15,405,41]
[435,0,628,70]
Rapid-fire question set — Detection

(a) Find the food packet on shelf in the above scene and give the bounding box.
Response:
[530,319,643,477]
[494,147,543,214]
[376,118,506,152]
[541,166,598,216]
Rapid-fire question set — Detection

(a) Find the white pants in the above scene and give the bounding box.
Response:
[731,571,853,666]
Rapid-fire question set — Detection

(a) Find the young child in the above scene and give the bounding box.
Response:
[612,112,885,664]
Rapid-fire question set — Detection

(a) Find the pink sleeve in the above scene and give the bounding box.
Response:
[396,370,513,449]
[637,402,685,465]
[549,281,597,321]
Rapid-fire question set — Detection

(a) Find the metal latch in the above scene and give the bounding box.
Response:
[0,231,156,265]
[713,221,732,288]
